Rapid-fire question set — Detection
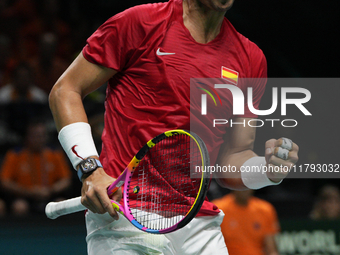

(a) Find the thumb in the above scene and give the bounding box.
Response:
[265,139,276,164]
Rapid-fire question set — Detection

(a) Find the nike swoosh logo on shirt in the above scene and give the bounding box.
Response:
[156,48,175,56]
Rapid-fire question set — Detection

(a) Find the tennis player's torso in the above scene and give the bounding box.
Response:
[98,1,265,196]
[91,0,267,216]
[103,0,263,165]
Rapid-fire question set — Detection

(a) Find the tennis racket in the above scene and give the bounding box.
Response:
[46,129,210,234]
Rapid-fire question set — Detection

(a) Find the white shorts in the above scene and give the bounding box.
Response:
[85,210,228,255]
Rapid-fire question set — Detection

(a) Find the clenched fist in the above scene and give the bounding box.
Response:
[265,138,299,182]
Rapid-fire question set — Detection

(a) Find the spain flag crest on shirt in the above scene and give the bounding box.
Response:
[221,66,239,85]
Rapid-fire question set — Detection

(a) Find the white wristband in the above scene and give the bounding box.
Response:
[241,157,282,190]
[58,122,99,170]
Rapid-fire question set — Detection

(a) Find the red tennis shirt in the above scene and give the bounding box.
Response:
[82,0,267,216]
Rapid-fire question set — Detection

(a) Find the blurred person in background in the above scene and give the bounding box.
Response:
[0,0,37,42]
[0,119,72,216]
[48,0,299,253]
[28,32,69,94]
[213,190,280,255]
[0,62,47,103]
[17,0,71,61]
[0,34,16,88]
[0,62,50,151]
[310,185,340,220]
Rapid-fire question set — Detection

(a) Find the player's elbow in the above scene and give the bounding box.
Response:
[49,78,77,112]
[49,76,64,104]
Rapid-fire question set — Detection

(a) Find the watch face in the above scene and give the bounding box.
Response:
[82,158,97,172]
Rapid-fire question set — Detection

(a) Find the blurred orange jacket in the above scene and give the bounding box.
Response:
[213,194,280,255]
[0,148,71,188]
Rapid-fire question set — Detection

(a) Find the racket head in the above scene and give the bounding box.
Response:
[122,129,210,234]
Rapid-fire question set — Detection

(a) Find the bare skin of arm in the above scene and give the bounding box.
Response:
[215,118,299,190]
[49,53,120,219]
[49,0,299,216]
[182,0,299,189]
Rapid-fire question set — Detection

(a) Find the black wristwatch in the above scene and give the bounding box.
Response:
[77,158,103,181]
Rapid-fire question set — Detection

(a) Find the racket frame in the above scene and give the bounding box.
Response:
[46,129,210,234]
[106,129,210,234]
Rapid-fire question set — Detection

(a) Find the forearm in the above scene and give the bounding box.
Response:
[219,149,257,174]
[48,54,109,169]
[49,83,88,131]
[48,53,119,218]
[215,148,257,190]
[49,53,116,131]
[214,121,297,190]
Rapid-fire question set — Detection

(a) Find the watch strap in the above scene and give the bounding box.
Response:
[77,158,102,182]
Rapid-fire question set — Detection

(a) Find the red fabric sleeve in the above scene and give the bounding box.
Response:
[242,43,268,119]
[82,7,144,72]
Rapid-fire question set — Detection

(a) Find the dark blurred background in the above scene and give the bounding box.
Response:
[0,0,339,254]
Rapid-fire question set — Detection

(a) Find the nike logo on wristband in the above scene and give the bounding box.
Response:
[71,145,84,160]
[156,48,175,56]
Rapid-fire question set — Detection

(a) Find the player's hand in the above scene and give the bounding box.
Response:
[264,138,299,182]
[81,167,122,219]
